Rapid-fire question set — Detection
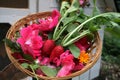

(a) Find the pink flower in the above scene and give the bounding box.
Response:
[40,57,50,65]
[75,36,91,51]
[60,51,74,66]
[73,63,84,71]
[39,9,60,31]
[17,26,43,59]
[36,69,45,76]
[50,9,60,28]
[57,50,75,77]
[53,57,61,66]
[79,0,85,5]
[57,64,74,77]
[29,24,40,31]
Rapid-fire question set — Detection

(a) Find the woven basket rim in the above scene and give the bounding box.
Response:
[5,11,102,80]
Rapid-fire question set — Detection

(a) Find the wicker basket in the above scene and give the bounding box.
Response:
[5,11,102,80]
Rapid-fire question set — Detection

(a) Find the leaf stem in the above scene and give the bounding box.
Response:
[53,13,67,40]
[62,12,117,46]
[29,65,39,80]
[53,0,79,40]
[62,30,90,46]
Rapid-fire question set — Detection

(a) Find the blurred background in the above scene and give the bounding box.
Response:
[0,0,120,80]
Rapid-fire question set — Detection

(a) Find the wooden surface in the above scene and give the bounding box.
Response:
[0,64,28,80]
[0,41,28,80]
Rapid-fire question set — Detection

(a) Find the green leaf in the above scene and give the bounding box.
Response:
[110,21,119,27]
[92,7,100,16]
[105,27,120,38]
[67,6,79,13]
[62,15,77,26]
[15,31,20,38]
[76,11,89,23]
[29,65,39,80]
[113,18,120,24]
[4,38,22,52]
[54,25,68,40]
[60,1,70,16]
[54,13,79,40]
[48,32,53,39]
[53,0,80,40]
[40,66,58,77]
[68,44,80,58]
[31,64,40,70]
[4,38,13,48]
[67,0,80,13]
[93,0,96,5]
[62,12,120,46]
[89,24,100,32]
[92,0,100,16]
[21,63,29,69]
[76,18,85,23]
[22,54,33,61]
[102,12,120,19]
[62,30,90,46]
[67,23,79,32]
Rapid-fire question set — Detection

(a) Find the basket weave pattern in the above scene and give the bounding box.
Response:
[5,12,102,80]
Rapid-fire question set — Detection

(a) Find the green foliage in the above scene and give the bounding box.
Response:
[68,44,80,58]
[62,30,91,46]
[5,38,33,61]
[66,23,79,32]
[53,0,81,40]
[22,62,59,77]
[21,63,29,69]
[40,66,58,77]
[21,63,39,72]
[22,63,40,80]
[31,64,40,70]
[62,15,78,26]
[22,54,33,61]
[92,0,100,16]
[54,0,120,47]
[4,38,22,52]
[102,32,120,65]
[60,1,70,16]
[66,0,79,13]
[29,65,39,80]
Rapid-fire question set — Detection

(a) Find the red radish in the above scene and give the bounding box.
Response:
[50,45,64,61]
[42,40,55,56]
